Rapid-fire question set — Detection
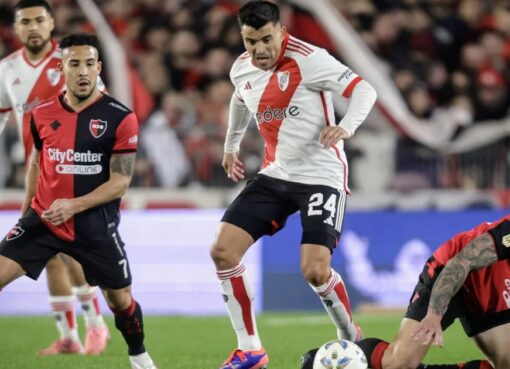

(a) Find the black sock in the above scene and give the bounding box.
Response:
[356,338,389,368]
[418,360,489,369]
[112,299,146,355]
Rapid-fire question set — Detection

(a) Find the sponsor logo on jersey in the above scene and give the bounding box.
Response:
[323,217,334,226]
[12,77,21,86]
[6,225,24,241]
[47,148,103,175]
[502,234,510,247]
[89,119,107,138]
[255,105,300,124]
[46,68,61,86]
[17,98,41,113]
[338,69,353,82]
[244,81,252,90]
[277,71,290,91]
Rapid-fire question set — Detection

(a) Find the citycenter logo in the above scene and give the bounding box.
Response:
[255,105,300,124]
[47,148,103,175]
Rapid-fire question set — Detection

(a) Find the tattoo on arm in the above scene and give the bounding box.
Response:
[429,233,497,315]
[110,153,136,176]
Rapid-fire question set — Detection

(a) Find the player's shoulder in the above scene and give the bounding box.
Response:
[230,51,252,77]
[285,35,319,59]
[31,95,61,120]
[0,49,23,69]
[101,94,133,115]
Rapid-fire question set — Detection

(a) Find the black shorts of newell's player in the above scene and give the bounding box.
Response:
[0,208,132,289]
[405,256,510,336]
[222,174,347,251]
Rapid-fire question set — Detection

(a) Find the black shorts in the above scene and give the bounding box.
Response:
[0,208,132,289]
[222,174,346,251]
[405,256,510,336]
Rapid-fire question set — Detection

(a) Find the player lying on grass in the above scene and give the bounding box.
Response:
[303,214,510,369]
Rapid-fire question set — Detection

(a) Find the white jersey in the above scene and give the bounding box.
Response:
[0,41,64,161]
[230,34,364,192]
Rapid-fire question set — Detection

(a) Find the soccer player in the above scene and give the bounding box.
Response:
[302,215,510,369]
[0,32,157,369]
[209,1,377,368]
[0,0,109,355]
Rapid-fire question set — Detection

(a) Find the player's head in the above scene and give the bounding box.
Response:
[59,33,102,102]
[238,1,285,70]
[14,0,54,55]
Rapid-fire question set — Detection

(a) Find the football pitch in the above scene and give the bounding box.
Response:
[0,313,483,369]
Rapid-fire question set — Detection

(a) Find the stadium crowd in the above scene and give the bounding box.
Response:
[1,0,510,191]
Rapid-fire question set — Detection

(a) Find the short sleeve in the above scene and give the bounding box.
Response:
[0,68,12,111]
[487,220,510,260]
[30,114,43,150]
[112,112,138,153]
[301,49,363,98]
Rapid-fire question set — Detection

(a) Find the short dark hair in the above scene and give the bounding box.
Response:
[14,0,52,14]
[238,1,280,30]
[60,33,100,57]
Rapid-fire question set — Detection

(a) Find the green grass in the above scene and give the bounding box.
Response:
[0,313,483,369]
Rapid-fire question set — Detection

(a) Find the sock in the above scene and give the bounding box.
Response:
[217,263,262,351]
[309,269,357,341]
[74,285,106,328]
[49,295,80,343]
[419,360,492,369]
[111,298,145,355]
[356,338,389,369]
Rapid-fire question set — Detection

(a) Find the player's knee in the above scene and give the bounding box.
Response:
[210,239,239,269]
[104,287,132,310]
[381,346,421,369]
[45,255,66,274]
[301,263,329,286]
[492,356,510,369]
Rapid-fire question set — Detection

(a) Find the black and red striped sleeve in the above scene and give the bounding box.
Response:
[112,112,138,154]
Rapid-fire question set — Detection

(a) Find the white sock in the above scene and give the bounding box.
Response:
[129,352,155,369]
[49,295,80,342]
[309,269,357,341]
[73,285,106,328]
[217,263,262,351]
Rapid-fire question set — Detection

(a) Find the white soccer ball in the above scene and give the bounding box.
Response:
[313,339,368,369]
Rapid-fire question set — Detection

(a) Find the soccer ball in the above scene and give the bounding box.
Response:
[313,339,368,369]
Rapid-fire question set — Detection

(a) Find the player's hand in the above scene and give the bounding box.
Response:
[319,126,351,149]
[222,151,245,183]
[42,199,77,226]
[411,311,444,347]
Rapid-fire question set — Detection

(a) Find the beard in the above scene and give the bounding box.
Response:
[24,36,51,55]
[70,81,97,102]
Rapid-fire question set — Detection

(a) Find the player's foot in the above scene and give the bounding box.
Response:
[84,326,110,355]
[130,352,158,369]
[355,324,363,342]
[37,338,83,355]
[220,348,269,369]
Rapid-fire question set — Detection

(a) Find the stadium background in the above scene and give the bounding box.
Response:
[0,0,508,367]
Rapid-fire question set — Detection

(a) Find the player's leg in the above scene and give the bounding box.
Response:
[211,175,291,369]
[61,253,109,355]
[296,186,359,341]
[301,243,359,341]
[0,255,26,287]
[102,286,156,369]
[473,322,510,369]
[42,254,83,354]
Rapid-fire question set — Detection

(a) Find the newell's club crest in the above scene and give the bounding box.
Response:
[46,68,61,87]
[89,119,107,138]
[6,225,24,241]
[277,71,290,91]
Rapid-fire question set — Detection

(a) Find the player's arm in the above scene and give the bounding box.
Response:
[412,233,497,346]
[21,147,40,215]
[222,92,251,182]
[42,153,135,225]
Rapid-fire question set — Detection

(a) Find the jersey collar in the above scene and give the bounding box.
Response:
[22,39,58,68]
[273,31,290,69]
[59,91,106,113]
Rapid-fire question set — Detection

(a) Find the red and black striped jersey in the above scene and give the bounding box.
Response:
[30,92,138,243]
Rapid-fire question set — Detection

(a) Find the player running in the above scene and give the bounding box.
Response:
[210,1,377,369]
[0,0,108,355]
[0,32,157,369]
